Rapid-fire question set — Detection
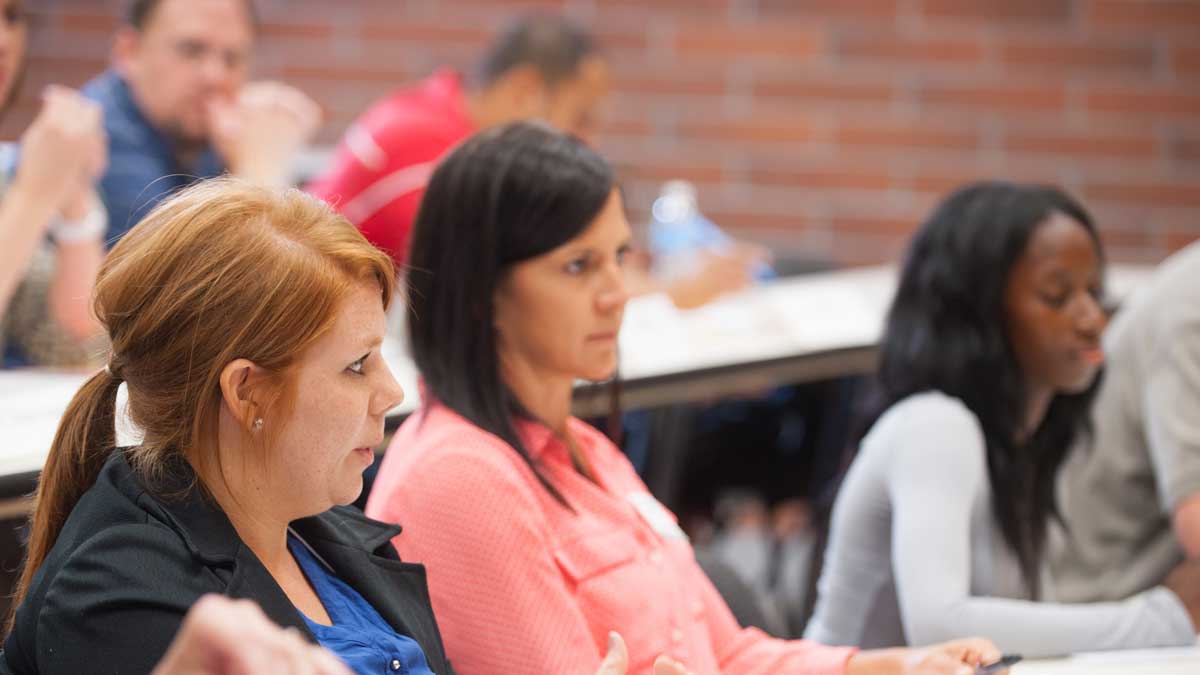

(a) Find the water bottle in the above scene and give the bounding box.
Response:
[647,180,772,281]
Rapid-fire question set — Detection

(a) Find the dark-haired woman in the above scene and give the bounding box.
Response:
[804,182,1200,655]
[367,121,998,675]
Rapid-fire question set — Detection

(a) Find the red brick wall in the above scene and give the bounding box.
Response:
[13,0,1200,266]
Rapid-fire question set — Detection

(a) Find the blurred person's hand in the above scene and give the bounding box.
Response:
[151,595,352,675]
[14,86,106,224]
[595,632,692,675]
[209,81,322,187]
[848,638,1002,675]
[666,243,770,310]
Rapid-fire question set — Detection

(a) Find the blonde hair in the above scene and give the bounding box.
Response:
[8,178,395,631]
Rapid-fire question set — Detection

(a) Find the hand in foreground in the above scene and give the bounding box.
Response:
[848,637,1003,675]
[595,632,692,675]
[151,595,352,675]
[209,81,322,187]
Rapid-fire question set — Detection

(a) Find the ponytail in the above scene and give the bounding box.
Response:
[6,366,121,634]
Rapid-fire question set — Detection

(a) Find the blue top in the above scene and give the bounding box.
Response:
[81,70,225,245]
[287,534,437,675]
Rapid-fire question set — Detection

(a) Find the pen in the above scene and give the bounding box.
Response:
[975,654,1022,675]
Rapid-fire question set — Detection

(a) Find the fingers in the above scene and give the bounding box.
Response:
[152,595,354,675]
[653,653,691,675]
[915,652,974,675]
[238,80,322,137]
[594,632,629,675]
[938,638,1001,667]
[728,242,772,267]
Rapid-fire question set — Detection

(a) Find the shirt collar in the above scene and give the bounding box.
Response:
[107,449,399,565]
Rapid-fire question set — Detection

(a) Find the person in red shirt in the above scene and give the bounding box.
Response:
[308,14,608,266]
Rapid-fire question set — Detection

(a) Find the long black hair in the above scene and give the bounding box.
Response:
[406,121,615,506]
[865,181,1104,598]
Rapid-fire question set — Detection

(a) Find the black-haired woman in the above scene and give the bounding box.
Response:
[367,121,999,675]
[805,182,1200,655]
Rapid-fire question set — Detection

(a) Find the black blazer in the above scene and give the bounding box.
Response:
[2,449,455,674]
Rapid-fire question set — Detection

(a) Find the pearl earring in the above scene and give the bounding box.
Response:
[253,418,264,430]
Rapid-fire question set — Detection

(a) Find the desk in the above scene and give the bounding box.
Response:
[1015,645,1200,674]
[0,263,1156,505]
[581,262,1154,416]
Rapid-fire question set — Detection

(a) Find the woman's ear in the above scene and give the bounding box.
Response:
[218,358,268,429]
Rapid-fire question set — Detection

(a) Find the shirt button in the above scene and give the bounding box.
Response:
[649,551,664,565]
[390,658,402,671]
[672,627,684,643]
[691,600,704,614]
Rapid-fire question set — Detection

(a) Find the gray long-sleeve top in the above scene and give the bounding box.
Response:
[803,391,1196,657]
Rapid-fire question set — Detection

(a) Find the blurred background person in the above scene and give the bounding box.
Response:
[309,13,609,268]
[83,0,320,243]
[1052,239,1200,609]
[805,182,1200,655]
[0,0,106,369]
[310,13,763,310]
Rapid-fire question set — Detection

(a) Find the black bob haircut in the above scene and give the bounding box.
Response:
[406,121,615,507]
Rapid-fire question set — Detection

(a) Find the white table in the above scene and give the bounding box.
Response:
[580,262,1154,415]
[1015,645,1200,674]
[0,263,1156,503]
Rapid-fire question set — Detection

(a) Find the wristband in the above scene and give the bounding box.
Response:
[50,198,107,244]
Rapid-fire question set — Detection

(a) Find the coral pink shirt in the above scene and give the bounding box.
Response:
[367,402,856,675]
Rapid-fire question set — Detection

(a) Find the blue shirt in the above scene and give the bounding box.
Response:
[287,534,436,675]
[82,70,225,245]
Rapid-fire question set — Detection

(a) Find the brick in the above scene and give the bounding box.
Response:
[830,231,909,266]
[599,117,654,137]
[259,22,335,40]
[1099,225,1158,252]
[280,64,409,85]
[1088,0,1200,33]
[678,115,815,144]
[703,210,820,232]
[1004,132,1158,159]
[748,165,893,191]
[911,171,1017,196]
[752,72,895,105]
[920,0,1073,24]
[832,215,921,237]
[838,33,986,66]
[361,22,491,44]
[1166,228,1200,252]
[835,121,980,151]
[1170,135,1200,164]
[617,161,725,185]
[674,22,825,62]
[1087,87,1200,117]
[598,0,728,10]
[757,0,901,21]
[1173,45,1200,77]
[612,72,726,97]
[919,82,1068,112]
[999,40,1155,75]
[1086,181,1200,208]
[589,28,649,52]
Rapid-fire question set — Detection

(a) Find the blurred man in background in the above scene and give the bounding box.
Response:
[84,0,320,242]
[310,14,608,267]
